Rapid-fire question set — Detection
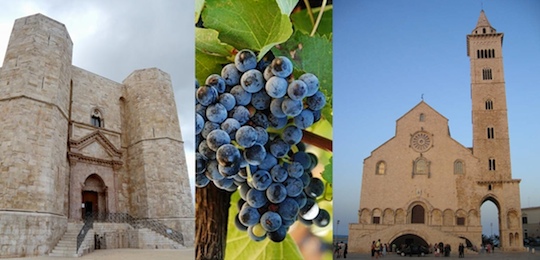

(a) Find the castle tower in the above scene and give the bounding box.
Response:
[0,14,72,256]
[467,10,522,250]
[123,68,195,245]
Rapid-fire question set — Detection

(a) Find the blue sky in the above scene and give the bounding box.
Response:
[333,0,540,237]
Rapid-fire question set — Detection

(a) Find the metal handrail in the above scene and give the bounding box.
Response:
[75,212,184,249]
[76,214,94,252]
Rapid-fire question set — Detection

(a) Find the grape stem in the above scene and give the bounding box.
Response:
[302,130,332,152]
[303,0,315,26]
[310,0,328,37]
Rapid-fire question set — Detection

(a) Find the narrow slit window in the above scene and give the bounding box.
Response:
[485,100,493,110]
[487,127,494,139]
[489,158,496,171]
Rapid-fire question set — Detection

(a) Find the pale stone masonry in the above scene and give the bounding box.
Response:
[349,11,523,253]
[0,14,194,257]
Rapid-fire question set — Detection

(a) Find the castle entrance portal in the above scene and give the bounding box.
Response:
[81,174,107,219]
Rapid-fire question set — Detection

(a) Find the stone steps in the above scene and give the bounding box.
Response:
[49,223,86,257]
[138,228,184,249]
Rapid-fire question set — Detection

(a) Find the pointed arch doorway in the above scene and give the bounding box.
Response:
[82,174,107,219]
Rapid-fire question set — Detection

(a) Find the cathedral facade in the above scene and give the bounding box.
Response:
[349,11,523,253]
[0,14,194,257]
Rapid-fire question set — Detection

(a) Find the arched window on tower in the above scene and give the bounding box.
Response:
[487,127,495,139]
[482,68,492,80]
[419,113,425,122]
[489,158,496,171]
[376,161,386,175]
[91,109,103,128]
[483,28,486,34]
[485,99,493,110]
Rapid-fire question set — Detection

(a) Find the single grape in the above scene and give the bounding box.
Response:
[293,151,312,169]
[305,177,325,198]
[218,163,240,178]
[281,97,303,117]
[278,198,299,220]
[240,69,264,93]
[299,170,312,188]
[198,141,215,160]
[307,152,318,171]
[306,90,326,110]
[216,143,241,167]
[244,144,267,166]
[313,209,330,227]
[196,86,218,106]
[229,105,251,125]
[269,138,290,158]
[265,76,288,98]
[287,80,308,100]
[206,129,230,151]
[201,121,220,139]
[195,113,204,135]
[260,211,282,232]
[195,172,210,187]
[266,183,287,204]
[196,153,207,174]
[213,177,235,191]
[206,103,227,123]
[271,56,293,78]
[249,170,272,191]
[230,85,252,106]
[282,125,303,145]
[311,108,322,122]
[251,89,271,110]
[236,125,257,148]
[254,126,269,145]
[248,224,267,241]
[218,93,236,111]
[292,191,307,209]
[239,183,251,201]
[221,63,241,86]
[293,109,315,129]
[235,49,257,72]
[268,226,288,242]
[299,73,319,97]
[299,198,319,221]
[235,213,248,231]
[270,164,288,183]
[287,161,304,178]
[283,177,303,197]
[205,74,226,93]
[239,204,261,226]
[246,188,268,208]
[263,65,274,81]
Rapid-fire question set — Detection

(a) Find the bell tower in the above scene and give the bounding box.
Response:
[467,10,511,180]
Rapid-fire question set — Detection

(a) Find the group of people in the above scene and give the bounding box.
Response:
[334,241,348,258]
[431,242,451,257]
[370,239,390,258]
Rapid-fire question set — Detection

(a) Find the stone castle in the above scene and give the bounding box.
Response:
[349,11,523,253]
[0,14,194,257]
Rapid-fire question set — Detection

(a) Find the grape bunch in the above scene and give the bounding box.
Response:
[195,49,330,242]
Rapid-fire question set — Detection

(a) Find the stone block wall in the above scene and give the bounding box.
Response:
[0,211,66,257]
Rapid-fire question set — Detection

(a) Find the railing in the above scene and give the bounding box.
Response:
[76,214,95,253]
[77,212,184,247]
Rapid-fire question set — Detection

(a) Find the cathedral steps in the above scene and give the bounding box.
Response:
[136,228,184,249]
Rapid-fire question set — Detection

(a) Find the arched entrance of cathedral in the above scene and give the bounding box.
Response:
[390,234,429,249]
[81,174,107,219]
[480,196,501,248]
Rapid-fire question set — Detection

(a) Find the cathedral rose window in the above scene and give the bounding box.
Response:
[410,131,432,152]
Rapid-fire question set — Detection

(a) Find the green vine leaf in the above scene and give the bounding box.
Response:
[195,28,235,84]
[195,0,205,24]
[322,156,333,185]
[202,0,295,60]
[291,5,333,37]
[225,192,303,260]
[272,31,332,123]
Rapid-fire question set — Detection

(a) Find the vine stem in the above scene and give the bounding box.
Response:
[303,0,315,26]
[310,0,328,36]
[302,130,332,152]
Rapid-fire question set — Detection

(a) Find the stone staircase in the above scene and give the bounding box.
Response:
[49,222,93,257]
